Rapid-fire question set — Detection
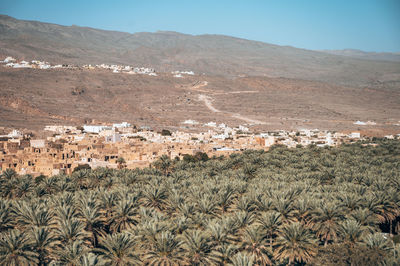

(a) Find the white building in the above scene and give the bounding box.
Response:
[183,120,199,125]
[2,56,16,63]
[204,122,217,127]
[105,132,121,143]
[354,120,376,126]
[8,130,23,138]
[44,125,77,134]
[30,139,46,148]
[326,132,334,146]
[113,122,131,128]
[83,125,109,133]
[264,136,276,147]
[349,132,361,139]
[238,125,249,132]
[39,64,51,69]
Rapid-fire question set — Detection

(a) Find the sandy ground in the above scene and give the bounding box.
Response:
[0,67,399,136]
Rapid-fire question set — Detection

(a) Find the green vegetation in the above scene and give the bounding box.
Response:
[161,129,172,136]
[73,164,91,173]
[0,141,399,265]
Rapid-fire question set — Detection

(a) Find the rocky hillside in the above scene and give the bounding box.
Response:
[1,15,400,88]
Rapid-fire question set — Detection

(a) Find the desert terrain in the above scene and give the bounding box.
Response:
[0,15,400,136]
[0,66,399,136]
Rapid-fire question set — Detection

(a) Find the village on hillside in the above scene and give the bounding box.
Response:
[1,56,399,176]
[0,56,197,77]
[1,120,396,176]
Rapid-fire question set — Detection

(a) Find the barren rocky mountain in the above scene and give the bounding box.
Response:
[0,15,400,135]
[1,15,400,88]
[320,49,400,63]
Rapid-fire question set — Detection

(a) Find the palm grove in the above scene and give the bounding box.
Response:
[0,140,399,265]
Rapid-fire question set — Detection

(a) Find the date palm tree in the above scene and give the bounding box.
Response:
[72,170,89,189]
[349,208,379,233]
[254,195,273,213]
[77,200,105,246]
[99,190,119,224]
[229,252,254,266]
[13,202,55,229]
[40,176,59,195]
[234,211,256,230]
[242,163,258,180]
[293,196,314,226]
[339,193,361,212]
[143,231,184,265]
[54,240,86,266]
[0,199,13,232]
[0,177,16,199]
[312,202,344,245]
[182,229,218,265]
[363,232,393,252]
[369,192,398,234]
[236,196,257,213]
[55,204,77,223]
[1,168,17,179]
[143,185,168,211]
[239,225,272,265]
[0,229,38,265]
[272,197,295,223]
[217,185,236,213]
[116,157,126,169]
[15,176,34,198]
[29,227,57,266]
[207,220,232,247]
[338,219,365,245]
[96,232,141,266]
[110,195,139,233]
[196,195,218,216]
[139,218,171,247]
[273,222,317,265]
[257,211,282,249]
[153,155,172,175]
[55,218,90,245]
[79,252,104,266]
[214,244,237,265]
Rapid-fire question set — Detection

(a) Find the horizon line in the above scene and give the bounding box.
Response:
[1,13,399,54]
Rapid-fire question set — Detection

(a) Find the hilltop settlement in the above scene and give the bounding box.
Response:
[1,56,196,77]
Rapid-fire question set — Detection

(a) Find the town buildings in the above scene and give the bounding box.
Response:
[0,120,381,176]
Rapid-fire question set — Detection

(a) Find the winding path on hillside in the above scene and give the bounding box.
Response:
[198,94,221,113]
[193,81,267,125]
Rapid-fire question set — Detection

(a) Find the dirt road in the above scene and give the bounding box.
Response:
[195,82,266,125]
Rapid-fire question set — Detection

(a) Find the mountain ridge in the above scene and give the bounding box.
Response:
[320,48,400,62]
[1,15,400,134]
[1,14,400,88]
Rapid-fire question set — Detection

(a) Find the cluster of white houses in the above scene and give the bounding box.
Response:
[1,56,196,78]
[83,64,157,75]
[172,70,195,78]
[1,56,157,76]
[1,56,58,69]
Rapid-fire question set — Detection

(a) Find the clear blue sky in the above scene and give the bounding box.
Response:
[1,0,399,52]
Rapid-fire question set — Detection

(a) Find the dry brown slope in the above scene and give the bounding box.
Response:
[0,67,399,135]
[1,15,400,89]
